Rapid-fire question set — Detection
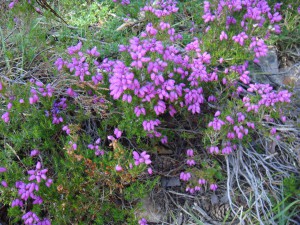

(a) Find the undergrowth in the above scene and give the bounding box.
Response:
[0,0,299,224]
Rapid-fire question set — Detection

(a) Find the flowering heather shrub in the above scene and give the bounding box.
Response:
[51,1,291,195]
[1,0,298,224]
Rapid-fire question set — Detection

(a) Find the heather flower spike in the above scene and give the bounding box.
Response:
[30,150,40,157]
[115,165,123,172]
[0,167,7,173]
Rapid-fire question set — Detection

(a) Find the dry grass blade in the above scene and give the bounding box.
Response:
[225,123,300,225]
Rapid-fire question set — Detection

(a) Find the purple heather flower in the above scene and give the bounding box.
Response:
[208,118,225,131]
[274,3,282,11]
[86,46,100,57]
[109,61,136,99]
[214,111,221,117]
[7,102,12,110]
[210,184,218,191]
[186,159,196,166]
[209,146,219,154]
[203,12,215,23]
[1,112,10,123]
[114,128,122,139]
[9,1,15,9]
[30,150,40,157]
[226,16,236,28]
[270,127,277,135]
[269,12,282,24]
[33,196,43,205]
[95,138,101,144]
[12,199,24,207]
[186,149,194,157]
[35,7,42,14]
[115,165,123,172]
[139,218,148,225]
[194,186,201,191]
[232,32,248,46]
[227,132,235,139]
[67,42,82,55]
[54,58,65,71]
[186,186,195,194]
[62,125,70,135]
[208,95,217,102]
[148,167,153,175]
[0,167,7,173]
[198,179,206,185]
[159,21,171,30]
[161,136,168,144]
[142,119,161,132]
[107,135,115,141]
[122,94,132,103]
[28,162,48,183]
[69,142,77,151]
[1,180,8,187]
[133,151,151,166]
[22,211,40,225]
[220,31,228,41]
[246,122,255,129]
[146,23,157,36]
[222,146,233,154]
[237,112,245,122]
[134,106,146,117]
[35,81,43,87]
[88,138,103,156]
[154,100,166,115]
[222,78,227,85]
[29,91,39,104]
[184,88,204,114]
[180,172,191,181]
[45,179,53,188]
[66,88,77,97]
[141,0,178,18]
[36,218,51,225]
[250,37,268,58]
[17,182,39,201]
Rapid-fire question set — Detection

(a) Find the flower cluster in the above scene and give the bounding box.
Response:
[0,167,8,188]
[9,151,53,225]
[141,0,178,18]
[5,1,293,211]
[180,148,222,194]
[50,0,292,194]
[202,0,284,64]
[186,149,195,166]
[88,138,104,156]
[133,151,151,165]
[28,162,48,183]
[138,218,148,225]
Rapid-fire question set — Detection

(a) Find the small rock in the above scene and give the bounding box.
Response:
[211,194,219,205]
[136,196,163,223]
[161,177,181,188]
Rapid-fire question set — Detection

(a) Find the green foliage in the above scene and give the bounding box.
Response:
[124,177,159,202]
[283,174,300,199]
